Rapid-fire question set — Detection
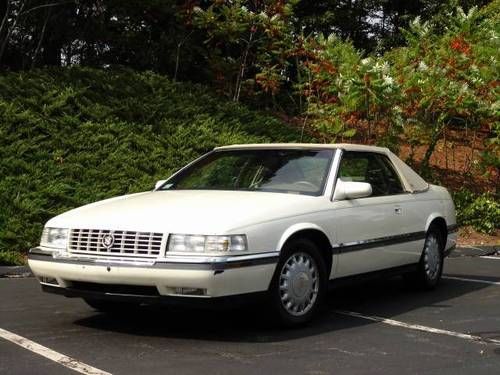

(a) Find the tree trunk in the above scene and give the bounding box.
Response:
[420,123,445,177]
[173,31,193,82]
[0,1,11,42]
[31,8,52,68]
[234,29,254,102]
[0,0,26,64]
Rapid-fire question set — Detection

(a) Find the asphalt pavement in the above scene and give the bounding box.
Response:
[1,251,499,375]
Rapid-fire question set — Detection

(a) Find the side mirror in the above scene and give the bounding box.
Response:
[334,179,372,200]
[154,179,167,190]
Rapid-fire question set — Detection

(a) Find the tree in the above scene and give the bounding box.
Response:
[193,0,296,102]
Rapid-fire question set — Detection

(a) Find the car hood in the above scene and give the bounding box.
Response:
[47,190,325,234]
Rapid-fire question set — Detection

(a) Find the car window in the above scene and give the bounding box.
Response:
[163,149,334,196]
[338,152,405,196]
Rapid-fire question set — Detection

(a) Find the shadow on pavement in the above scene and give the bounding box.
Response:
[74,273,491,343]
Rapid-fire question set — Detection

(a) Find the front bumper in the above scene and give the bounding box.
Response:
[28,248,278,299]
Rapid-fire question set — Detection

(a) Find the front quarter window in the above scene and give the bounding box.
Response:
[161,149,334,196]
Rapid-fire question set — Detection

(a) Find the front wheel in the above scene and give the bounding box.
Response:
[404,229,444,289]
[269,238,327,326]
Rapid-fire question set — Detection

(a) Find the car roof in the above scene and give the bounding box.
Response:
[214,143,429,193]
[214,143,389,153]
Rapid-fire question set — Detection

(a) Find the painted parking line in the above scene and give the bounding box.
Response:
[443,276,500,286]
[480,256,500,260]
[334,310,500,345]
[0,327,111,375]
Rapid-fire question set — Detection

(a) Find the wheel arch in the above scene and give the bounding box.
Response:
[277,223,334,279]
[425,214,448,249]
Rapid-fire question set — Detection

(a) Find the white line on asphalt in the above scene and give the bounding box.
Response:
[480,256,500,260]
[443,276,500,286]
[334,310,500,345]
[0,327,111,375]
[460,246,487,252]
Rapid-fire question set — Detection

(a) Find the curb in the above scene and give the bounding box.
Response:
[0,266,32,278]
[449,245,499,258]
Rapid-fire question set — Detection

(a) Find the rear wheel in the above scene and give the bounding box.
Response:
[269,238,327,326]
[404,228,444,289]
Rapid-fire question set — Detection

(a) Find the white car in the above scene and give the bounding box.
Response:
[28,143,457,325]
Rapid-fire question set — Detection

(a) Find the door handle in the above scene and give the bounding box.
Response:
[394,207,402,215]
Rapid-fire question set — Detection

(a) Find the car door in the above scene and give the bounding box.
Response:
[331,151,419,278]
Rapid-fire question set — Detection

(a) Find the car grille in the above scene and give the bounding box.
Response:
[68,229,164,258]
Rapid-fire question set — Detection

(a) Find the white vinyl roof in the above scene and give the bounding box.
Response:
[215,143,429,193]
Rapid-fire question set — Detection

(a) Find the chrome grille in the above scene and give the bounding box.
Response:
[68,229,163,258]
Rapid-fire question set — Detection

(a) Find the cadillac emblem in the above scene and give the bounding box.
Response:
[101,233,115,249]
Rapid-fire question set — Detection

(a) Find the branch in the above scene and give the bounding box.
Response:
[0,0,11,39]
[20,0,75,16]
[31,6,52,68]
[0,0,26,63]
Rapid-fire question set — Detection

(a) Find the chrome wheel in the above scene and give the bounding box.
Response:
[279,252,319,317]
[424,234,441,281]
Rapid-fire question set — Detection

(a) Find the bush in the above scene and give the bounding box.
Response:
[453,190,500,234]
[0,251,24,266]
[0,67,305,255]
[298,2,499,172]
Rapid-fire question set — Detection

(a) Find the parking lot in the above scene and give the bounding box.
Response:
[1,250,499,375]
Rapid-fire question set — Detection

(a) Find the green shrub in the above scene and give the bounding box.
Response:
[0,67,496,257]
[0,67,305,254]
[0,251,24,266]
[453,190,500,234]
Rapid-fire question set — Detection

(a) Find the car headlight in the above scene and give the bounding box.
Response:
[41,227,69,249]
[168,234,247,253]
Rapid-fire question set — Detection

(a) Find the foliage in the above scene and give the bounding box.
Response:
[298,1,499,176]
[0,0,498,250]
[390,2,499,174]
[296,34,404,147]
[0,67,304,254]
[0,250,24,266]
[453,190,500,233]
[293,0,491,52]
[192,0,296,102]
[1,1,488,73]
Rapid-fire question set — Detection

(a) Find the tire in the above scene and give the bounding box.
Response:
[404,228,444,290]
[84,298,137,313]
[269,238,327,326]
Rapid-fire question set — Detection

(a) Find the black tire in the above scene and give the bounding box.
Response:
[84,298,137,313]
[404,227,444,290]
[269,238,327,326]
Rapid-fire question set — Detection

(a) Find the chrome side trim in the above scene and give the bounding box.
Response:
[332,231,427,254]
[163,251,280,264]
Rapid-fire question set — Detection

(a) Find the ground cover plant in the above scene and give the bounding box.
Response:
[0,67,304,262]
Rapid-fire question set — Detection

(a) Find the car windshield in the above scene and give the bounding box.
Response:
[160,149,335,196]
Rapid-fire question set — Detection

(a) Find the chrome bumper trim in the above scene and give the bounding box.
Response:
[28,248,280,270]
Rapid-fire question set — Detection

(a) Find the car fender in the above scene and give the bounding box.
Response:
[424,212,447,232]
[275,222,337,279]
[277,222,333,252]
